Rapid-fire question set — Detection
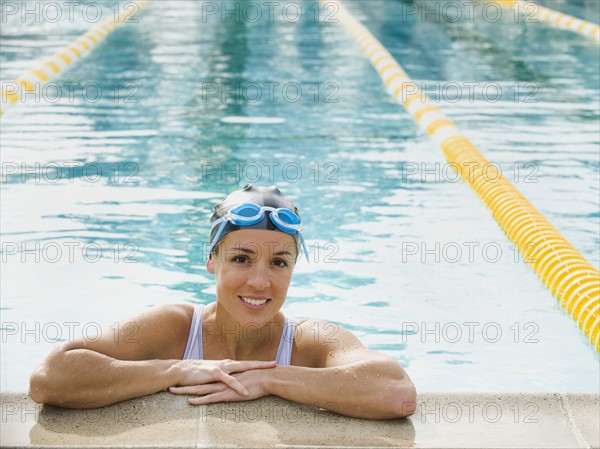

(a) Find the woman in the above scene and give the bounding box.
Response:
[29,184,416,420]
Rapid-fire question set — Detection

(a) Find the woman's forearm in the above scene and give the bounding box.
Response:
[266,360,416,420]
[29,348,180,408]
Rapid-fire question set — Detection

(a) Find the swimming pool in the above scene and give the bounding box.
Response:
[1,0,599,393]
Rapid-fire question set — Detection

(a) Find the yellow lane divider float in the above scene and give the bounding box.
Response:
[495,0,600,43]
[321,0,600,350]
[0,0,149,116]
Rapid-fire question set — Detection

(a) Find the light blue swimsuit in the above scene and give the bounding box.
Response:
[183,304,296,365]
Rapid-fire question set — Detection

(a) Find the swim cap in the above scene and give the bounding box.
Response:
[209,184,302,257]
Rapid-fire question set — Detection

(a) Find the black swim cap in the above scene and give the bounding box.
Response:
[209,184,302,256]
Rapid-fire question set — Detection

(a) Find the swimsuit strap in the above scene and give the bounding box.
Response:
[183,304,204,360]
[183,304,295,365]
[275,317,296,366]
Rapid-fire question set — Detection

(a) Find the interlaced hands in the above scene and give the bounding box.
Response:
[168,359,276,405]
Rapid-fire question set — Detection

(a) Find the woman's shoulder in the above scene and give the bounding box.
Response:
[294,318,358,358]
[293,316,340,332]
[143,303,196,341]
[293,317,351,345]
[154,303,196,322]
[291,317,363,367]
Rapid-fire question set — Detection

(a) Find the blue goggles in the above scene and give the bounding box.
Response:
[207,202,309,261]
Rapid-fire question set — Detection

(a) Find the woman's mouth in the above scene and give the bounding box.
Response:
[239,296,270,308]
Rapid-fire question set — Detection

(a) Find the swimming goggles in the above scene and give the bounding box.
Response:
[207,202,309,261]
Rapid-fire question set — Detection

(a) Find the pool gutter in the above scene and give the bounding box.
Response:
[1,391,598,448]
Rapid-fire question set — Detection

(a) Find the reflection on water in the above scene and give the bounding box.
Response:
[1,1,598,392]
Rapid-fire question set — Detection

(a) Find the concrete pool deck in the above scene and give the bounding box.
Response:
[1,392,598,448]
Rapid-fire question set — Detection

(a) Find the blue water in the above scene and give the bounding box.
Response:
[1,0,598,393]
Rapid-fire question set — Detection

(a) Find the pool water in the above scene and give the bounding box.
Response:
[1,0,598,392]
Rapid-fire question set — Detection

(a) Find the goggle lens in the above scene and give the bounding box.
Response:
[208,202,308,261]
[274,209,299,226]
[231,203,261,218]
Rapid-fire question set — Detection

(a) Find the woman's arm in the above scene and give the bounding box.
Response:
[271,319,416,419]
[29,304,275,408]
[171,319,416,420]
[29,347,180,408]
[267,356,415,420]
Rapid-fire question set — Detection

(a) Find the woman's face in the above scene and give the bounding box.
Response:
[206,228,297,326]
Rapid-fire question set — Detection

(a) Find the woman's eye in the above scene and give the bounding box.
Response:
[272,258,288,268]
[232,255,249,263]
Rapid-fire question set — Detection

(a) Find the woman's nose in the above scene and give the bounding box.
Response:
[246,265,270,290]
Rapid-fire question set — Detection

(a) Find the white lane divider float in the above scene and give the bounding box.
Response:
[0,0,149,116]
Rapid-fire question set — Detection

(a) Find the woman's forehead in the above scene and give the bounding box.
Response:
[220,229,296,247]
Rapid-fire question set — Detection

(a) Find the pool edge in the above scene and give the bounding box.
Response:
[1,391,598,448]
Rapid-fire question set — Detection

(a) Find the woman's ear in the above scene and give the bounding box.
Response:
[206,256,215,274]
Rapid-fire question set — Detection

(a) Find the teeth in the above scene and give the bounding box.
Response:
[241,296,268,306]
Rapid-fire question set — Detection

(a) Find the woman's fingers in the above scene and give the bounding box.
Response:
[169,383,226,396]
[188,391,228,406]
[172,359,274,398]
[217,371,250,396]
[223,359,276,374]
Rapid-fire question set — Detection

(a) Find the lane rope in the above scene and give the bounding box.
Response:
[0,0,149,116]
[494,0,600,43]
[321,0,600,351]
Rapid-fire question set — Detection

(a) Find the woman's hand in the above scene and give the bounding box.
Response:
[169,359,276,398]
[169,363,275,405]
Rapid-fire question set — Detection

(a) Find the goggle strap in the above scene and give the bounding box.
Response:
[299,233,310,263]
[207,204,308,263]
[207,219,228,254]
[228,213,262,225]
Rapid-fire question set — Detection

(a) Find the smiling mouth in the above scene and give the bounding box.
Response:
[239,296,270,306]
